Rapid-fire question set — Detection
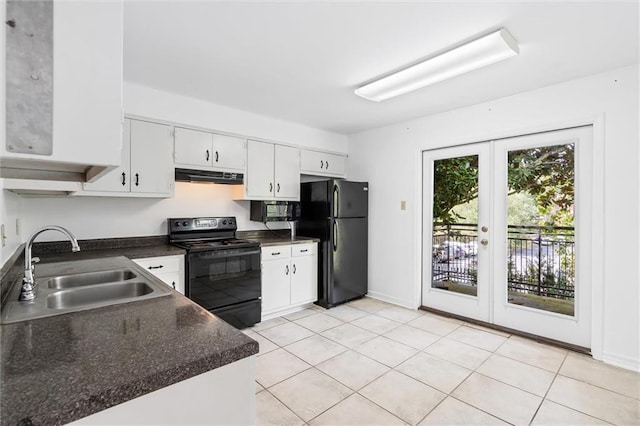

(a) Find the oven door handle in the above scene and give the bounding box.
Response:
[189,249,261,259]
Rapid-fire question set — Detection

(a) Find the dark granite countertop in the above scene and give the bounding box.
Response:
[31,235,186,263]
[0,239,257,426]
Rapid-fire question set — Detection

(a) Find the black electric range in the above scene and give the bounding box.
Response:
[169,217,261,329]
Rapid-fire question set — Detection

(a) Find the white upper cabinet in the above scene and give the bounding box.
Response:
[245,140,275,198]
[174,128,211,168]
[300,149,347,177]
[1,0,123,179]
[130,121,174,195]
[174,127,246,171]
[235,140,300,201]
[82,119,174,197]
[212,134,246,171]
[274,145,300,199]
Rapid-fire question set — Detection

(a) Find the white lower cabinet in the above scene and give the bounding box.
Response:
[261,243,317,317]
[133,255,185,295]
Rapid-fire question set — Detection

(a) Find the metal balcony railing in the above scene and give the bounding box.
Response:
[432,223,575,300]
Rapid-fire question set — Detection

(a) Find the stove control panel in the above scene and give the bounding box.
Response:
[168,217,237,232]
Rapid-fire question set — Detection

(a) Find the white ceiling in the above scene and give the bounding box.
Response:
[123,1,639,135]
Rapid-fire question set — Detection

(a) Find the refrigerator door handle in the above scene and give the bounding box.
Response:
[333,221,338,252]
[333,184,339,218]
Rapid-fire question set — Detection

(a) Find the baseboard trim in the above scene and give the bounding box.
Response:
[366,291,416,309]
[601,352,640,372]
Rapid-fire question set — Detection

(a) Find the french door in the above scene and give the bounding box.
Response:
[422,126,592,348]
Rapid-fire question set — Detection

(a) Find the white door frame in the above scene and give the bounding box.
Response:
[413,116,605,358]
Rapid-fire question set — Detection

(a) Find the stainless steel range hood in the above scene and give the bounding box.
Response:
[175,168,244,184]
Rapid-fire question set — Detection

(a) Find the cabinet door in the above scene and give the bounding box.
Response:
[261,258,291,313]
[246,140,275,198]
[300,150,346,177]
[133,255,185,295]
[154,271,184,295]
[83,119,131,192]
[322,152,346,177]
[130,120,174,195]
[212,134,246,171]
[174,127,213,167]
[274,145,300,200]
[290,254,317,305]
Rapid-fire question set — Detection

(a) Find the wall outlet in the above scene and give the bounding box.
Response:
[400,200,407,210]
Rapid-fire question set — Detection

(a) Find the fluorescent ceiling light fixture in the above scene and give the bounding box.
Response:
[355,28,519,102]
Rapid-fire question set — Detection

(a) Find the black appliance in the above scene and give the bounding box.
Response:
[298,180,368,308]
[250,200,301,222]
[174,168,243,185]
[168,217,261,328]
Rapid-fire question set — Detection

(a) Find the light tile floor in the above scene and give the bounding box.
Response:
[245,297,640,426]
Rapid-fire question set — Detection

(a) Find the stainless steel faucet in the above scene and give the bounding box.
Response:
[20,226,80,301]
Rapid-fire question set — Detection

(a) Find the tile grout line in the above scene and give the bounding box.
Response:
[543,376,630,423]
[528,350,566,425]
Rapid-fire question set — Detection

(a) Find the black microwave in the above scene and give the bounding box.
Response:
[250,201,300,222]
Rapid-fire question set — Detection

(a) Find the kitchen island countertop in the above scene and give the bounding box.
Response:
[0,238,257,426]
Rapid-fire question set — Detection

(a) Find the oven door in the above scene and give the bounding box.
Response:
[186,247,261,312]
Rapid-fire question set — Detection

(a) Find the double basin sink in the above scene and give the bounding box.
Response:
[1,257,171,324]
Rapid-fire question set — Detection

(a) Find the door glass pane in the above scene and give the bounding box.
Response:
[506,143,575,316]
[431,155,479,297]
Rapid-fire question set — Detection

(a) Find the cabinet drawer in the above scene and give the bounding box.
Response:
[133,255,182,273]
[292,243,317,257]
[261,245,291,261]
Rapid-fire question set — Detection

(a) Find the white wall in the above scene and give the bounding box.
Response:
[19,183,289,241]
[125,82,349,153]
[348,64,639,371]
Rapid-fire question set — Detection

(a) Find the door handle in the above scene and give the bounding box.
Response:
[326,161,329,169]
[277,183,280,193]
[121,172,126,186]
[285,265,289,275]
[215,151,219,162]
[292,264,296,274]
[148,265,164,270]
[135,173,139,187]
[321,160,324,169]
[481,239,488,246]
[206,149,210,162]
[269,182,273,193]
[333,185,339,217]
[171,281,176,289]
[333,221,338,252]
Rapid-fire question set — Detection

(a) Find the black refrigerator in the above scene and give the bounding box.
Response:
[298,179,368,308]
